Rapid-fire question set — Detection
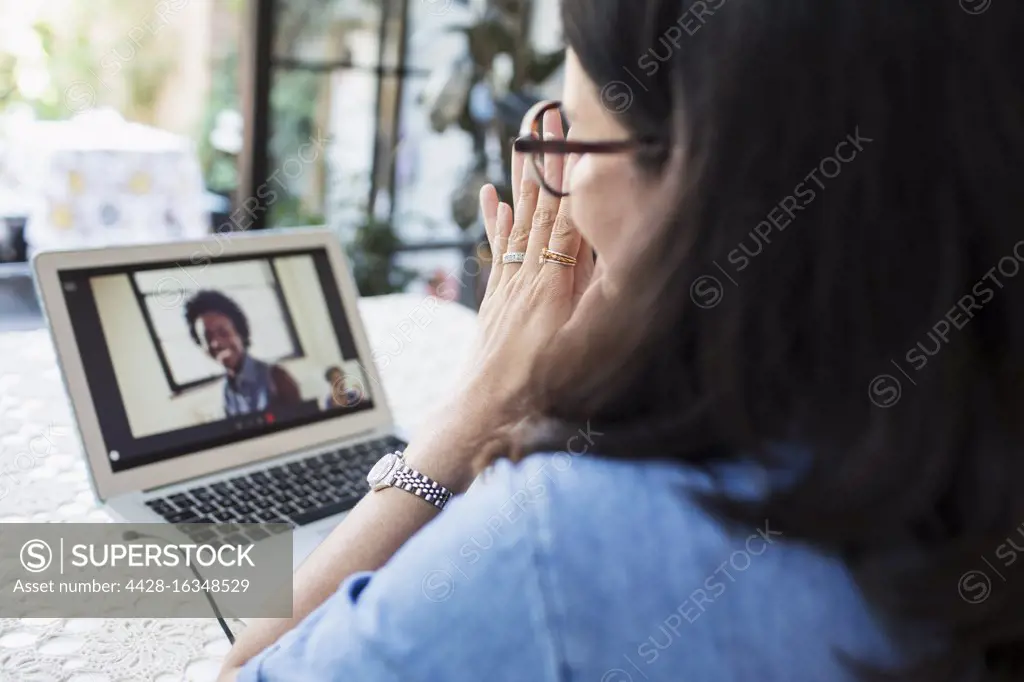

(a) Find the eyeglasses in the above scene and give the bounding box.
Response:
[511,100,654,197]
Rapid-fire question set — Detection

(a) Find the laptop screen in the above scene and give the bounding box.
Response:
[57,247,376,473]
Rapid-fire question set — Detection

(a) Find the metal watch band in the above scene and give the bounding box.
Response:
[391,463,453,511]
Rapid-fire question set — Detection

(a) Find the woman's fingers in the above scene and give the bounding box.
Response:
[538,152,582,285]
[480,184,499,243]
[479,184,501,301]
[511,143,524,214]
[484,203,513,301]
[512,100,552,210]
[523,109,566,273]
[501,153,541,285]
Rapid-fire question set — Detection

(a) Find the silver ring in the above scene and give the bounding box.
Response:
[502,252,526,264]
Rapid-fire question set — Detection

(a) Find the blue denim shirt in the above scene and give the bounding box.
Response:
[224,355,273,417]
[239,453,908,681]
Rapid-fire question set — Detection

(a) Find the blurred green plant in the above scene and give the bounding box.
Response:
[346,215,416,296]
[269,70,321,186]
[269,195,325,229]
[0,0,178,121]
[267,0,406,294]
[197,50,241,195]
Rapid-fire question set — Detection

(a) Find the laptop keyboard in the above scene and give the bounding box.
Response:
[144,436,406,537]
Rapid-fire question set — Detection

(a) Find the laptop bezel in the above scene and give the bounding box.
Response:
[33,228,394,501]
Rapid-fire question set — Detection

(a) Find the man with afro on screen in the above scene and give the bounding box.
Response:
[184,290,302,417]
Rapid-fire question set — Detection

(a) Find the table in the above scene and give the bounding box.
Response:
[3,111,208,257]
[0,293,477,682]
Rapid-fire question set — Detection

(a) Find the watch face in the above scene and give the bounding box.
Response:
[367,453,399,486]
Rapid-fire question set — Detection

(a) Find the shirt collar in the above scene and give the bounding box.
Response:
[228,353,262,390]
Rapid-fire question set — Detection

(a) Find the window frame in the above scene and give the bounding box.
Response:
[239,0,484,307]
[239,0,413,229]
[129,260,305,395]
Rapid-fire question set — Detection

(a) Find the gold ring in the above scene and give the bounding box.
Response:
[540,247,577,267]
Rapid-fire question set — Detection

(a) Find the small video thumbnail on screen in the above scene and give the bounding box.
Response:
[91,254,372,440]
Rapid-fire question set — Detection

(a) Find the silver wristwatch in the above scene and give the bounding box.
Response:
[366,451,453,511]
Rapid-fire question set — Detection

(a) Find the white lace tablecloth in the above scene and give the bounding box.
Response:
[0,293,477,682]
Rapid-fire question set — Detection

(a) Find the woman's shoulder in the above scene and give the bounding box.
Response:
[478,451,732,538]
[467,452,908,680]
[463,451,785,618]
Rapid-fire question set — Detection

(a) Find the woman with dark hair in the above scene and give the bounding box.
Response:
[221,1,1024,680]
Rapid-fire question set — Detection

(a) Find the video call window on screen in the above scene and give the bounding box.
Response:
[133,260,304,392]
[88,253,373,450]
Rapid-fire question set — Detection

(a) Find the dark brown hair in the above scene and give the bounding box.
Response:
[519,0,1024,679]
[185,290,251,348]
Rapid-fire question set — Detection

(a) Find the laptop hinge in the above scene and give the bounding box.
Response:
[140,427,383,494]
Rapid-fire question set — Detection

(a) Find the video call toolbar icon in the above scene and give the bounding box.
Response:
[231,414,275,431]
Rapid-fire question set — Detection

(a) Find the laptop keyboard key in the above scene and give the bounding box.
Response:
[281,501,304,515]
[308,492,332,506]
[146,499,176,515]
[290,495,361,526]
[341,481,364,497]
[189,487,215,500]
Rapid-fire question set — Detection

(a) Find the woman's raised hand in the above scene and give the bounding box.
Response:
[466,103,596,417]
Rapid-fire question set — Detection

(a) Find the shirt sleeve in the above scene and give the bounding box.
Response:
[237,459,562,682]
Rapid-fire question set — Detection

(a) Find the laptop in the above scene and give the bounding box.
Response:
[33,228,405,569]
